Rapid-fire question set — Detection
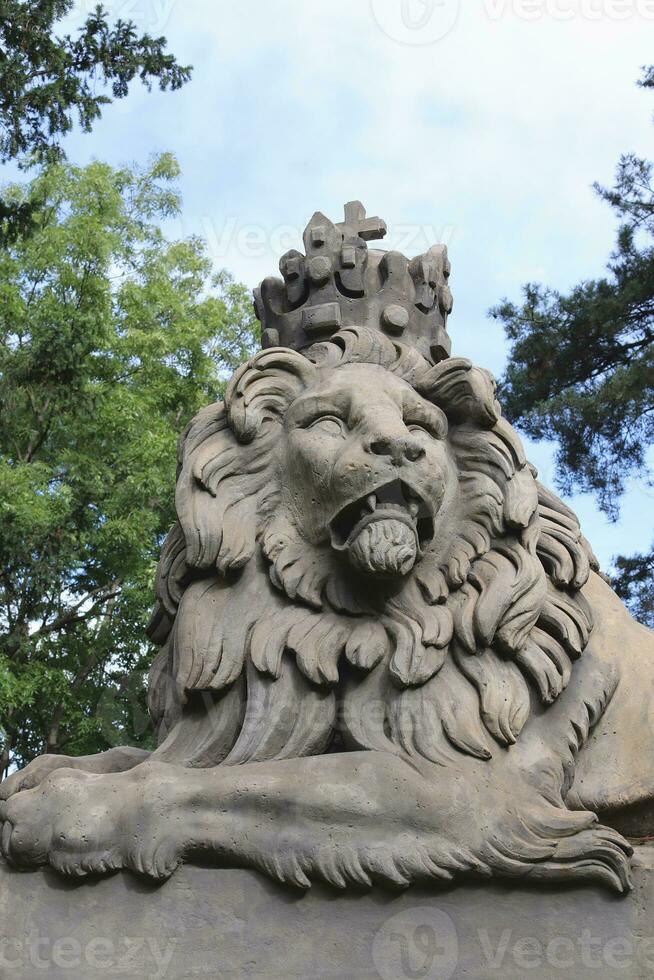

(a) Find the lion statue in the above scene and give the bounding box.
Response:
[2,324,654,894]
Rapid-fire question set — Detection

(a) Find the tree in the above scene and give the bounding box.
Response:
[0,154,259,776]
[490,66,654,627]
[0,1,191,238]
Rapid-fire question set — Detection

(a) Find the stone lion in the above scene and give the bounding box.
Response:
[2,326,653,894]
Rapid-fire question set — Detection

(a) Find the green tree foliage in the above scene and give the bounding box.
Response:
[490,67,654,627]
[613,550,654,628]
[0,154,259,775]
[0,0,191,237]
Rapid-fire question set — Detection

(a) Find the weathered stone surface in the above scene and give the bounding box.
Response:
[2,850,654,979]
[2,203,654,906]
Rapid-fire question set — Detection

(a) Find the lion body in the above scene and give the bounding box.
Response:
[4,326,653,893]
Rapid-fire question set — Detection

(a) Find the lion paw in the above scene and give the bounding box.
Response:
[530,824,634,894]
[0,754,84,801]
[0,763,181,880]
[481,803,634,895]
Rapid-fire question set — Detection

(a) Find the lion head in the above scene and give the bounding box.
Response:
[265,358,454,580]
[147,327,596,769]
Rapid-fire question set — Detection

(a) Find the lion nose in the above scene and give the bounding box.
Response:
[366,435,425,464]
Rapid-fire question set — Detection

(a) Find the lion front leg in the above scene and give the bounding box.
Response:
[0,745,151,802]
[0,754,471,885]
[0,752,633,893]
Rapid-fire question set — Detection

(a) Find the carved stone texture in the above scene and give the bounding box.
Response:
[1,207,654,903]
[3,851,654,979]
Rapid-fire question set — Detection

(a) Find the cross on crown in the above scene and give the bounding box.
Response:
[337,201,387,241]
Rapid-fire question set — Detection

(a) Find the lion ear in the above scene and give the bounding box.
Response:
[226,347,316,442]
[417,357,500,428]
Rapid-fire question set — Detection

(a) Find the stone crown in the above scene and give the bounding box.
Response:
[254,201,453,363]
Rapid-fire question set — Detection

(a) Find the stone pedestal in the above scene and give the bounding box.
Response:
[2,847,654,979]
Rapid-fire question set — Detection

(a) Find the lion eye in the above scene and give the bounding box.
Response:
[308,416,346,438]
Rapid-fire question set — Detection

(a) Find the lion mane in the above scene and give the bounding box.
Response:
[147,327,597,772]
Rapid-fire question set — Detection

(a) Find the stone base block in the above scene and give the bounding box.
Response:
[2,847,654,979]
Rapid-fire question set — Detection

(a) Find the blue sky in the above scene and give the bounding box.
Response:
[55,0,653,570]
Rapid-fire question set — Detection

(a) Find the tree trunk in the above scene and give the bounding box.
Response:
[0,727,14,780]
[45,706,64,755]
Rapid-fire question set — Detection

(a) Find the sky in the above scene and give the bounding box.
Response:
[54,0,653,570]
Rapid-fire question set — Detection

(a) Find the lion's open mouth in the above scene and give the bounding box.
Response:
[330,479,434,552]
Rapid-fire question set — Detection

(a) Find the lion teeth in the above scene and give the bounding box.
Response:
[365,494,377,513]
[408,501,420,518]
